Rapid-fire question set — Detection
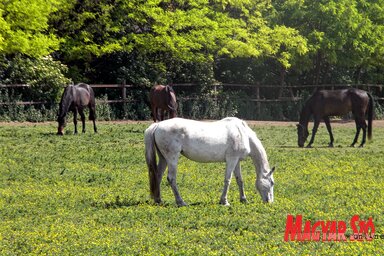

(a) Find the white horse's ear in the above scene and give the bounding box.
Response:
[269,167,276,175]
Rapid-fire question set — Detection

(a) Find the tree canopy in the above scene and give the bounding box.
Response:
[0,0,68,57]
[1,0,383,86]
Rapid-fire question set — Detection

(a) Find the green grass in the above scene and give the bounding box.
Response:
[0,121,383,255]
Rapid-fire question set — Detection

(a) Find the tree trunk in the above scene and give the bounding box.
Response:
[313,51,322,85]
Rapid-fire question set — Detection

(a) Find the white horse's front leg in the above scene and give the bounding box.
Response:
[220,158,238,206]
[167,160,187,207]
[234,161,247,203]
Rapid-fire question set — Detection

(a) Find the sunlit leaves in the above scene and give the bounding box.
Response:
[273,0,384,75]
[0,0,66,57]
[52,0,307,66]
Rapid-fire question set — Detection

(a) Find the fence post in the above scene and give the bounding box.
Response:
[121,79,127,101]
[255,85,260,118]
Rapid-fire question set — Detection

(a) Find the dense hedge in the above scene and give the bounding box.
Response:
[1,85,383,122]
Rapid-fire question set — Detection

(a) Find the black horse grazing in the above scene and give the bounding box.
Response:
[297,88,373,148]
[149,85,177,122]
[57,83,97,135]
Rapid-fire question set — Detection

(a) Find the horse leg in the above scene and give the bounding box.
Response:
[156,108,161,122]
[353,115,367,148]
[73,109,78,134]
[151,106,157,122]
[167,156,187,207]
[79,108,86,133]
[350,115,367,147]
[324,116,334,147]
[220,157,238,206]
[160,109,165,121]
[350,119,361,147]
[92,119,97,133]
[359,121,367,148]
[89,106,97,133]
[234,161,247,203]
[307,119,320,148]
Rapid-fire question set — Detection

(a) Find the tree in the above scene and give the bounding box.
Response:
[0,0,67,57]
[50,0,308,85]
[272,0,384,84]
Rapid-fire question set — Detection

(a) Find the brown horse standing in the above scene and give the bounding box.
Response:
[57,83,97,135]
[149,85,177,122]
[297,88,373,148]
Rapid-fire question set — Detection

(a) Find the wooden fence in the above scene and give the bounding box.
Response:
[1,83,384,106]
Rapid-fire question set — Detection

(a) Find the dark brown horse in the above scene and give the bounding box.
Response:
[297,88,373,148]
[149,85,177,122]
[57,83,97,135]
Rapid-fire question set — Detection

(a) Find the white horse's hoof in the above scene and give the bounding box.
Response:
[219,200,230,206]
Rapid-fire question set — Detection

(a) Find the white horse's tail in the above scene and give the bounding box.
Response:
[144,123,161,202]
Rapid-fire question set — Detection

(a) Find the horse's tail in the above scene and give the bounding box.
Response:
[87,85,97,121]
[367,93,373,140]
[144,123,161,202]
[165,85,177,112]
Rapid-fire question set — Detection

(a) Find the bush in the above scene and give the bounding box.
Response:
[3,55,71,102]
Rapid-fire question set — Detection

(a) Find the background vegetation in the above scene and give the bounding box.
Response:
[1,0,384,121]
[0,122,383,254]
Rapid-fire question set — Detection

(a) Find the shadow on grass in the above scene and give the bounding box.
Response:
[278,145,344,149]
[40,130,74,136]
[92,194,217,209]
[92,196,143,209]
[277,145,300,149]
[40,132,58,136]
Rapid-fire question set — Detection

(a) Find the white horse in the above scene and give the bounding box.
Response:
[144,117,275,206]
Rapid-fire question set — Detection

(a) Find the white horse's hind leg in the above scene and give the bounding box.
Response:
[167,157,187,207]
[220,157,238,206]
[234,161,247,203]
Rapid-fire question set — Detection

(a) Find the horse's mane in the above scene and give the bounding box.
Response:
[58,85,73,121]
[299,96,313,125]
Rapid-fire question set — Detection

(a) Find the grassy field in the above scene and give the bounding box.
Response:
[0,121,383,255]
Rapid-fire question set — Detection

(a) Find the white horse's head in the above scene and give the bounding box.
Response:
[256,167,275,203]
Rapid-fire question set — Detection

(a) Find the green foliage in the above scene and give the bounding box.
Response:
[2,0,384,108]
[0,123,383,254]
[272,0,384,84]
[95,95,113,121]
[0,93,115,122]
[178,90,239,119]
[0,0,67,57]
[2,55,71,102]
[51,0,307,85]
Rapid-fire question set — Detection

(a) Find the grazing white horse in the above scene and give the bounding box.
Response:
[144,117,275,206]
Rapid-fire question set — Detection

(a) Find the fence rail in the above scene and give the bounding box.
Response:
[1,83,384,106]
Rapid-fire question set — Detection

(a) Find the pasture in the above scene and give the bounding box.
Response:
[0,121,383,254]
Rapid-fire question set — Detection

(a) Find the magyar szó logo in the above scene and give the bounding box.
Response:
[284,214,376,242]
